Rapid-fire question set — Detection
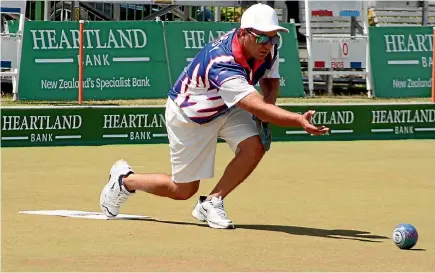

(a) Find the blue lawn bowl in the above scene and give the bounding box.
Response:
[393,224,418,250]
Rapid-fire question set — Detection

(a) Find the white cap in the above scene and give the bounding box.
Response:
[240,3,289,33]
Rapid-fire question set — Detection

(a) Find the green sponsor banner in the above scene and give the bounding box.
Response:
[18,21,304,101]
[163,21,304,97]
[369,26,432,98]
[1,106,167,147]
[7,20,19,33]
[275,23,305,98]
[276,103,435,141]
[18,21,170,100]
[2,103,434,147]
[164,21,238,86]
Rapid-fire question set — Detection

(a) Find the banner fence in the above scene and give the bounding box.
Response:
[2,103,434,147]
[369,26,432,98]
[11,21,435,100]
[17,21,304,101]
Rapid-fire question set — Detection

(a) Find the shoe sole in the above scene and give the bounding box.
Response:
[101,204,117,218]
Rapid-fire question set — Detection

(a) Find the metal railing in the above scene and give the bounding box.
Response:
[19,1,279,23]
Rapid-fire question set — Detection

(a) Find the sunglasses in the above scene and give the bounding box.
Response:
[247,29,280,45]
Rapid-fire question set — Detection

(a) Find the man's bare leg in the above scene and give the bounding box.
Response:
[208,135,264,199]
[190,135,264,228]
[100,159,200,217]
[123,174,200,201]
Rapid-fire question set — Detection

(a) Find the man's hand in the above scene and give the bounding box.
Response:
[253,116,272,151]
[300,110,330,136]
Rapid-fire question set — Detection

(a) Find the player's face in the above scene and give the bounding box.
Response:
[245,29,279,60]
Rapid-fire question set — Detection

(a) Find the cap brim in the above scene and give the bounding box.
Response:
[249,25,289,33]
[274,26,290,33]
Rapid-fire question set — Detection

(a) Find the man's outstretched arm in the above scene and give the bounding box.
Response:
[237,91,329,135]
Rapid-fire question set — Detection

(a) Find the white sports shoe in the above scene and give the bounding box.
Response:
[100,159,135,218]
[192,196,235,229]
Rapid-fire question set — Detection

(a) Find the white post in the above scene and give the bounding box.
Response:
[362,1,374,98]
[13,13,26,101]
[215,7,220,22]
[113,4,120,21]
[282,6,288,23]
[44,0,50,21]
[304,0,314,97]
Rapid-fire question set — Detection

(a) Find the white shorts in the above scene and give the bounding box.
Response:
[165,98,258,183]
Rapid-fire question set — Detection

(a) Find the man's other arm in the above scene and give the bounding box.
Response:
[260,49,281,105]
[259,78,279,105]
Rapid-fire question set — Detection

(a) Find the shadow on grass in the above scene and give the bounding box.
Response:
[130,218,389,243]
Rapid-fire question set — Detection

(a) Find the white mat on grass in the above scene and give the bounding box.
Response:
[19,210,151,220]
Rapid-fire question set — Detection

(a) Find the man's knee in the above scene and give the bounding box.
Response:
[238,136,265,159]
[171,180,200,200]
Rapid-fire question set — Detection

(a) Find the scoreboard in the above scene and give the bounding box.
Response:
[308,0,363,17]
[311,38,367,69]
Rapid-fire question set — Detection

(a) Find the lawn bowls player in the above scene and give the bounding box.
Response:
[100,3,329,229]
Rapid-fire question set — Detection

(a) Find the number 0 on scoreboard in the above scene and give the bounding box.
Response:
[340,41,349,58]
